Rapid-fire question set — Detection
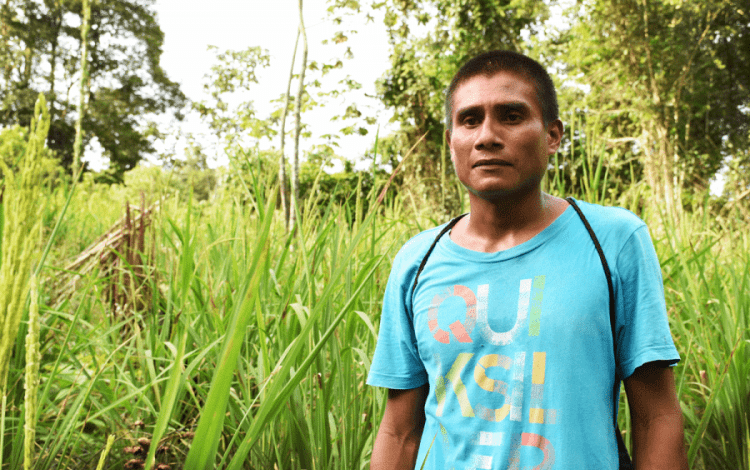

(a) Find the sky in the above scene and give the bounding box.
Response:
[131,0,394,170]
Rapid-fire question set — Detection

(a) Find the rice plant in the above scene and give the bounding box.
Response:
[0,95,50,470]
[24,275,41,470]
[654,204,750,470]
[0,95,48,393]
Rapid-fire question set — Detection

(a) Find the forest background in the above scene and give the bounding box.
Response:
[1,0,749,469]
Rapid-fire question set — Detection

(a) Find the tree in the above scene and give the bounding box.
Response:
[278,31,299,229]
[290,0,308,232]
[193,45,273,148]
[558,0,750,218]
[0,0,186,178]
[71,0,91,173]
[193,3,378,229]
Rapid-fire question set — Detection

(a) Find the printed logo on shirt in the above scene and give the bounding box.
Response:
[428,276,557,469]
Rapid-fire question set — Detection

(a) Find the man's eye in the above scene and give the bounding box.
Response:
[463,116,479,126]
[505,113,522,122]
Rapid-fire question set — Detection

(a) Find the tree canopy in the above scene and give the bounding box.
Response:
[559,0,750,215]
[342,0,750,211]
[0,0,186,178]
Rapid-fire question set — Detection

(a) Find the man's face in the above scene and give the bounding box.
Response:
[446,71,562,202]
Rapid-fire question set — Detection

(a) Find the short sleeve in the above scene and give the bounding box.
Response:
[366,249,429,389]
[615,225,680,379]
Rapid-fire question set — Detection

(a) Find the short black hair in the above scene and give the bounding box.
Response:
[444,50,559,133]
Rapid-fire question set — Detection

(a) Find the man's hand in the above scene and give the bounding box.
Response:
[370,384,429,470]
[624,362,688,469]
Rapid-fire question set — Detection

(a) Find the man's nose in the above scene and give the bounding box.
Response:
[475,117,503,150]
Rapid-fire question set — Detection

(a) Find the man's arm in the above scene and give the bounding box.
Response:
[624,362,688,469]
[371,384,429,470]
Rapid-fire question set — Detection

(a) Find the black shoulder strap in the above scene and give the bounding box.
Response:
[410,213,468,298]
[565,197,617,352]
[566,197,633,469]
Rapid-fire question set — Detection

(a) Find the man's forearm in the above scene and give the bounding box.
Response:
[370,426,423,470]
[631,411,688,469]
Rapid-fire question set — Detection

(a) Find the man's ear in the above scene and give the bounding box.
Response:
[546,119,564,155]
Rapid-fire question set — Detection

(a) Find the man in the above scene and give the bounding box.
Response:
[367,50,688,469]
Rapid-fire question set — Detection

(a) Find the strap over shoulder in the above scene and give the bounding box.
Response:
[410,213,468,300]
[565,197,616,351]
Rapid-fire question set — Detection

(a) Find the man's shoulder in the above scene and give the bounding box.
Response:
[569,198,647,236]
[393,222,452,267]
[384,221,456,297]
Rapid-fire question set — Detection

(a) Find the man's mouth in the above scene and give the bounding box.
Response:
[473,159,512,168]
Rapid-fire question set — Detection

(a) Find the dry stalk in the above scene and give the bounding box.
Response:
[55,194,159,325]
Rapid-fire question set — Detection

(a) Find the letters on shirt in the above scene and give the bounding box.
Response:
[428,277,556,469]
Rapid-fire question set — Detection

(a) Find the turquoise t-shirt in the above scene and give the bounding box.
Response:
[367,199,680,469]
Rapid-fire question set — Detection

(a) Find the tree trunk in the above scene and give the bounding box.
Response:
[47,5,63,121]
[290,0,307,232]
[72,0,91,174]
[21,1,32,87]
[278,29,300,231]
[640,0,683,228]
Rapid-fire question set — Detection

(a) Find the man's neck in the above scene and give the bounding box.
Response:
[450,190,568,253]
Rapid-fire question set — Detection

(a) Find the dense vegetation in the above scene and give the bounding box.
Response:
[1,105,748,468]
[1,0,749,469]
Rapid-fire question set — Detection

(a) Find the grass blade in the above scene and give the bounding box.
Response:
[183,189,276,470]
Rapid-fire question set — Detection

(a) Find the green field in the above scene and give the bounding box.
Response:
[1,133,748,469]
[2,0,749,467]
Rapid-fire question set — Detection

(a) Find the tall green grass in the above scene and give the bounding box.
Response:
[654,204,750,469]
[0,139,747,468]
[0,160,412,468]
